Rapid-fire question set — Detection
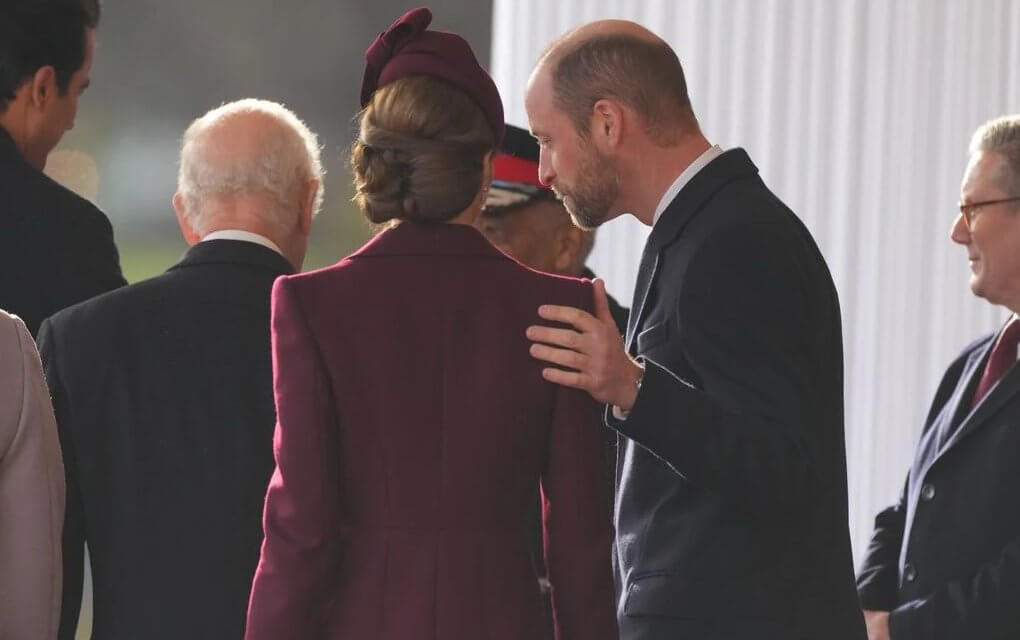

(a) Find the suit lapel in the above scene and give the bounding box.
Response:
[626,248,659,353]
[940,359,1020,457]
[625,149,760,353]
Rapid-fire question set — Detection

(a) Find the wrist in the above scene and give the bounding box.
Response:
[617,360,644,412]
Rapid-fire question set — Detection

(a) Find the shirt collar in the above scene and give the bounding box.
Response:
[652,144,724,226]
[201,229,283,256]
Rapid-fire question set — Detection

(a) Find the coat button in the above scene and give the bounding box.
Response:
[904,564,918,583]
[921,483,935,501]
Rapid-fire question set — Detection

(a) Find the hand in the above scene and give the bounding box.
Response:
[863,610,890,640]
[526,278,643,410]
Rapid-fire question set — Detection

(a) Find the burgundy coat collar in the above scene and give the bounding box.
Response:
[350,220,510,261]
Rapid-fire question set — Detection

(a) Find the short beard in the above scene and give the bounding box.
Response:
[560,140,620,230]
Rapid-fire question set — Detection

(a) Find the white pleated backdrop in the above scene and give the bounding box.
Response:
[491,0,1020,564]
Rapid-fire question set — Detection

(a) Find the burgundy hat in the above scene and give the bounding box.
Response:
[360,7,505,144]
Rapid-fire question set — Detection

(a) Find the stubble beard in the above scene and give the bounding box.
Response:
[558,144,621,231]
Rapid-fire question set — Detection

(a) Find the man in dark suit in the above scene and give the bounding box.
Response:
[0,0,125,336]
[37,98,323,640]
[524,20,866,639]
[857,114,1020,640]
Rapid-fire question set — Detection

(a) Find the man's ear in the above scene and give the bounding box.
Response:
[29,66,58,109]
[590,99,625,151]
[172,192,201,246]
[553,223,585,274]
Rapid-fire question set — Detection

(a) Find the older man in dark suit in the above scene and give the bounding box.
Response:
[857,114,1020,640]
[38,98,323,640]
[524,19,865,640]
[0,0,125,336]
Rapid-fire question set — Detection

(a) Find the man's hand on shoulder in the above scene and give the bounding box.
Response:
[526,278,643,410]
[863,610,890,640]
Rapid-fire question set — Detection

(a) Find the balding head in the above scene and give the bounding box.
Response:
[174,99,324,268]
[531,19,697,145]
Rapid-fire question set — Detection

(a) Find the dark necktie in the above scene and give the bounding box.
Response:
[972,316,1020,407]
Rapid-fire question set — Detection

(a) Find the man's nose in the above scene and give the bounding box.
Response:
[949,212,970,245]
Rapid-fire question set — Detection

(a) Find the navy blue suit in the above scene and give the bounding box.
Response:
[608,149,865,639]
[858,329,1020,638]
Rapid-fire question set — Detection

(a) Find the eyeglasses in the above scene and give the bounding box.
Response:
[957,196,1020,229]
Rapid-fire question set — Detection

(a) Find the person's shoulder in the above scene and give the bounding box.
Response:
[17,168,113,230]
[507,263,595,310]
[0,310,28,351]
[44,272,166,336]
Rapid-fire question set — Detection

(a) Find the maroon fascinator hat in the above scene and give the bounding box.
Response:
[360,7,505,144]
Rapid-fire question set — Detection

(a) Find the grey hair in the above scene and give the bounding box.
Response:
[177,98,324,235]
[969,114,1020,194]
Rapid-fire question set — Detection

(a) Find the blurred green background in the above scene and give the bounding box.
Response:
[51,0,493,285]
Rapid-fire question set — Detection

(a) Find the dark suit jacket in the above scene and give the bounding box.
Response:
[38,240,293,640]
[245,222,617,640]
[857,330,1020,638]
[607,149,866,639]
[0,127,125,336]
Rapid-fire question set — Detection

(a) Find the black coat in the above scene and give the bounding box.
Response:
[857,330,1020,638]
[38,240,293,640]
[0,127,125,335]
[607,149,866,639]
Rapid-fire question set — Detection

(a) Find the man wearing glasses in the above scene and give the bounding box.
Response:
[857,114,1020,639]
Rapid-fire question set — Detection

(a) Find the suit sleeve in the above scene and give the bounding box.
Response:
[541,284,618,640]
[608,224,833,517]
[857,346,973,613]
[58,201,126,304]
[246,277,342,640]
[37,319,86,640]
[856,480,908,610]
[887,539,1020,638]
[0,315,65,640]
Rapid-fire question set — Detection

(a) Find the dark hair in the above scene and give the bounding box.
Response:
[0,0,101,112]
[351,74,495,224]
[551,34,696,145]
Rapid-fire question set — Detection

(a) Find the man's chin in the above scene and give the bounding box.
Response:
[565,203,610,230]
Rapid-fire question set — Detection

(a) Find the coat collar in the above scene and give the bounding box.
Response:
[626,148,759,348]
[349,220,512,262]
[645,148,759,253]
[168,239,295,276]
[935,330,1020,460]
[0,125,28,167]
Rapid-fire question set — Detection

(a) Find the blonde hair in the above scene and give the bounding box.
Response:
[351,75,495,224]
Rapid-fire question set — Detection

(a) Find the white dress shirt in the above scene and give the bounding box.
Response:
[651,144,724,226]
[202,229,283,256]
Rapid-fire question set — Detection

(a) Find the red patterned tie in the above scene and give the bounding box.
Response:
[972,316,1020,407]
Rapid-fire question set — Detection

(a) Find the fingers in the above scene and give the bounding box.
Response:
[529,343,587,370]
[526,325,581,348]
[540,366,589,390]
[537,304,595,331]
[592,278,614,325]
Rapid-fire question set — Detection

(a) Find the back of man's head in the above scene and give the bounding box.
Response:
[546,25,697,145]
[0,0,100,113]
[970,115,1020,194]
[175,99,324,269]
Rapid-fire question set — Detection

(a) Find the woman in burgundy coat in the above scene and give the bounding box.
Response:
[245,9,617,640]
